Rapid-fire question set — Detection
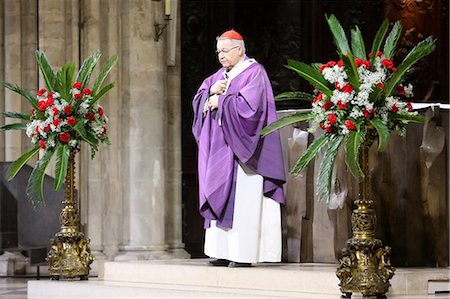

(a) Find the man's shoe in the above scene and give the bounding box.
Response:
[207,259,230,266]
[228,261,252,267]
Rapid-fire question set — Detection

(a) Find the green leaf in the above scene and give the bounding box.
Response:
[261,112,314,136]
[384,36,436,97]
[6,146,40,180]
[73,120,99,149]
[317,135,344,202]
[35,51,58,91]
[341,53,360,91]
[76,50,101,87]
[1,112,31,120]
[326,14,350,55]
[92,54,118,95]
[351,26,366,58]
[0,122,27,131]
[275,91,314,102]
[369,19,389,65]
[53,144,70,190]
[58,62,76,101]
[0,82,39,110]
[383,21,402,59]
[291,134,328,175]
[370,117,390,151]
[89,83,114,108]
[26,149,55,207]
[345,130,364,178]
[286,60,333,97]
[391,112,425,123]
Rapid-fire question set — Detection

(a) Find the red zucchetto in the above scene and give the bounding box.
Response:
[219,29,243,41]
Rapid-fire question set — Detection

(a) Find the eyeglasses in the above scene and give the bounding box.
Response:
[215,46,239,55]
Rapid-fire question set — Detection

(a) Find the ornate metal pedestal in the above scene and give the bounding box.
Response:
[336,133,395,298]
[46,149,94,280]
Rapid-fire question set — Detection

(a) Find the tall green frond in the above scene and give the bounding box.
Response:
[0,123,27,131]
[6,146,40,180]
[391,112,425,123]
[369,19,389,65]
[384,37,436,97]
[275,91,315,101]
[326,14,350,55]
[58,62,76,101]
[291,134,328,175]
[370,118,390,151]
[351,26,366,58]
[35,51,59,91]
[317,135,345,202]
[383,21,402,59]
[92,54,118,95]
[26,149,55,207]
[89,83,114,108]
[53,144,70,190]
[1,112,31,120]
[286,60,333,97]
[0,82,39,110]
[345,130,364,178]
[76,50,101,87]
[341,53,360,91]
[261,112,314,136]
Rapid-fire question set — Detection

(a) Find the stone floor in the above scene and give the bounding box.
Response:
[1,276,450,299]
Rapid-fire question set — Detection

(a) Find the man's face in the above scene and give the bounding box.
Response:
[216,39,242,70]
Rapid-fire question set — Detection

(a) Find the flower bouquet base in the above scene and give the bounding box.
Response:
[337,200,395,298]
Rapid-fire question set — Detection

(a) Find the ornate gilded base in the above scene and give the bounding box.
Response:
[47,230,94,280]
[337,239,394,297]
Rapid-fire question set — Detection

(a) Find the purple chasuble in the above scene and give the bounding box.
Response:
[192,58,286,229]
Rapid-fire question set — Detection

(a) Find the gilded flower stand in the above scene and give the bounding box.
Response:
[46,149,94,280]
[336,132,395,298]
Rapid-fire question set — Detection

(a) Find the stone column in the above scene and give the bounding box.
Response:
[115,0,168,260]
[165,1,189,258]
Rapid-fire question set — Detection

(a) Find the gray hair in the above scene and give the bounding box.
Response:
[216,37,246,54]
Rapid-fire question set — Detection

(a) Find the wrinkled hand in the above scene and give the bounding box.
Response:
[208,95,219,110]
[210,79,227,95]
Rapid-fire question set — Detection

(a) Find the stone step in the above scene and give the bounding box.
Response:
[27,259,450,298]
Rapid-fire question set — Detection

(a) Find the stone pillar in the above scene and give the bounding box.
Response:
[115,0,169,260]
[165,1,189,258]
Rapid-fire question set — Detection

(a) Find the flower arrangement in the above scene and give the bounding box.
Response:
[262,14,435,201]
[1,50,118,206]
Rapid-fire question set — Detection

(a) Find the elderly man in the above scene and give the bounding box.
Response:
[192,29,286,267]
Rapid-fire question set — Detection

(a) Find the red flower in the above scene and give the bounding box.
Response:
[390,104,399,113]
[355,58,371,68]
[327,113,337,125]
[85,111,95,121]
[47,91,55,98]
[313,93,323,103]
[46,97,54,107]
[323,102,333,111]
[337,100,348,110]
[73,82,82,89]
[337,60,344,67]
[74,93,83,100]
[53,118,61,127]
[345,120,357,131]
[368,50,383,58]
[377,82,384,89]
[396,85,405,95]
[37,88,47,97]
[52,107,60,115]
[35,126,40,134]
[325,126,333,133]
[381,59,396,71]
[64,106,73,115]
[407,102,413,112]
[335,82,341,90]
[39,140,46,150]
[59,132,71,143]
[38,101,47,111]
[341,83,353,93]
[363,109,375,119]
[82,88,92,95]
[44,125,51,132]
[98,107,104,116]
[67,117,76,126]
[29,108,35,116]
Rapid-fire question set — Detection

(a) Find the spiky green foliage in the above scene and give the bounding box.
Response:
[1,50,117,207]
[262,14,435,204]
[275,91,315,102]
